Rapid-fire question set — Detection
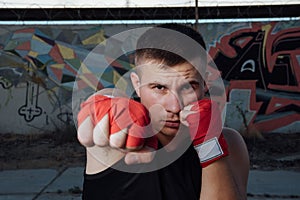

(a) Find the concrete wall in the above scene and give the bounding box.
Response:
[0,22,299,135]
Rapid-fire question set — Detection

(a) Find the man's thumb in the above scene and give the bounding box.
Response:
[124,147,156,165]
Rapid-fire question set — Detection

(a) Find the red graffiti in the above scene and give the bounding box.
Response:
[209,22,300,133]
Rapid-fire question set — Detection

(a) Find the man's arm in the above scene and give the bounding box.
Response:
[200,157,243,200]
[201,127,250,199]
[180,99,247,199]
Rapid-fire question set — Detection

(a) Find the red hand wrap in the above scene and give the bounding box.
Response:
[77,95,157,150]
[186,99,228,167]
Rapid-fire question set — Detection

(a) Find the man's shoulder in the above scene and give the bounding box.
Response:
[222,127,240,135]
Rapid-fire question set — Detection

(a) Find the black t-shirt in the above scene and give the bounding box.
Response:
[82,144,201,200]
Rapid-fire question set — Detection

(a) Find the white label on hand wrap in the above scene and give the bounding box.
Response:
[194,137,224,163]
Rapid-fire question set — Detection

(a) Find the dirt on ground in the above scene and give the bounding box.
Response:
[245,132,300,171]
[0,130,299,171]
[0,132,86,171]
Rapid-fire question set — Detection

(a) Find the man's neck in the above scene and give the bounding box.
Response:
[156,129,191,152]
[157,133,174,146]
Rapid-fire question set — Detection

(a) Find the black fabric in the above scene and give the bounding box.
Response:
[82,159,162,200]
[158,144,202,200]
[82,145,201,200]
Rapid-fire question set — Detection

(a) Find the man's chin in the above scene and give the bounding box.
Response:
[158,126,180,138]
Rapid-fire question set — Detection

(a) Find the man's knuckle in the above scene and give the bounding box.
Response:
[77,133,94,147]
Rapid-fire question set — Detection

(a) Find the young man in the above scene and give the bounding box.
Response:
[77,23,248,200]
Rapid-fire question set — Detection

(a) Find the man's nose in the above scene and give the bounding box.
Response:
[165,91,182,113]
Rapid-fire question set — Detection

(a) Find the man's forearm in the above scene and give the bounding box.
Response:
[199,157,244,200]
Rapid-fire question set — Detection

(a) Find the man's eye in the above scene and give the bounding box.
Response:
[182,84,192,90]
[155,85,165,90]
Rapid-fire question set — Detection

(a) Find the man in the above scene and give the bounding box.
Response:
[77,23,249,199]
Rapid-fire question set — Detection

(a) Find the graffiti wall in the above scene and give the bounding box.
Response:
[204,21,300,134]
[0,22,299,134]
[0,25,139,134]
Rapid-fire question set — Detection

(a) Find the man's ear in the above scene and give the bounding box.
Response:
[130,72,141,97]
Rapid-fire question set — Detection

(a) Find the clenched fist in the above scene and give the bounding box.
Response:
[77,90,157,151]
[180,99,228,167]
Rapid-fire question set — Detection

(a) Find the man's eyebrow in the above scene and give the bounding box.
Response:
[188,80,200,85]
[148,81,167,86]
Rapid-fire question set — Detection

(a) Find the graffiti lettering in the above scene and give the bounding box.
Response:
[210,22,300,133]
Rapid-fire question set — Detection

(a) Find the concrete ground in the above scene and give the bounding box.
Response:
[0,168,299,200]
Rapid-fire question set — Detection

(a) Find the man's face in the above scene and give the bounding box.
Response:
[131,61,205,140]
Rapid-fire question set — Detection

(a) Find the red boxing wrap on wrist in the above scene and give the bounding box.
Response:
[77,95,157,150]
[186,99,228,167]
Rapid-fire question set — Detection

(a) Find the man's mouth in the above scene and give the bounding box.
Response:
[163,120,181,128]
